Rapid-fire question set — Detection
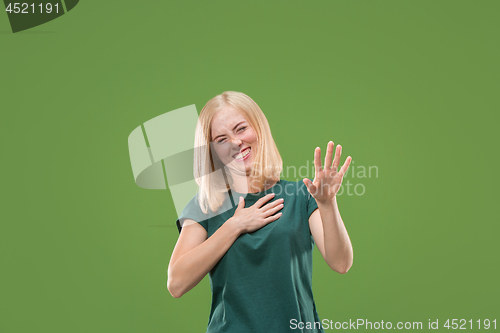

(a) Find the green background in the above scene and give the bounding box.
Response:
[1,1,498,332]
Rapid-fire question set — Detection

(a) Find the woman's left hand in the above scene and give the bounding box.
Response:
[303,141,352,204]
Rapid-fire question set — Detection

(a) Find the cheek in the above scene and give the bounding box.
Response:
[246,129,258,143]
[213,145,230,160]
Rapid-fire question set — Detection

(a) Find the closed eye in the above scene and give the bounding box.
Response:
[215,126,247,143]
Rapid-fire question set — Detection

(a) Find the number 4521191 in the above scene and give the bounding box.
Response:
[5,3,60,14]
[444,319,496,330]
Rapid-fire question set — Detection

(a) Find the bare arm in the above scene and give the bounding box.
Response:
[167,193,284,298]
[167,219,240,298]
[309,197,353,274]
[304,141,353,274]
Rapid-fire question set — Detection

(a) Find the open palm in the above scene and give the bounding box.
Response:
[303,141,352,204]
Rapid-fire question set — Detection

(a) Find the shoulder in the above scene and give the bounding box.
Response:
[176,191,235,233]
[275,179,317,221]
[176,193,209,233]
[181,193,204,216]
[281,179,317,213]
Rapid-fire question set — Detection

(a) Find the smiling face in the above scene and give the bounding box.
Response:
[210,105,258,176]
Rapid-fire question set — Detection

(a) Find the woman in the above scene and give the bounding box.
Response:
[167,91,353,333]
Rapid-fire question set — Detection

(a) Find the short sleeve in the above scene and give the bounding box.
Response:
[175,194,209,234]
[303,180,319,219]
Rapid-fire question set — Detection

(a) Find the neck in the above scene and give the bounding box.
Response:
[229,173,256,193]
[229,173,277,194]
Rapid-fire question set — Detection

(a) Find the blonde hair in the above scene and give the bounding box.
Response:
[194,91,282,214]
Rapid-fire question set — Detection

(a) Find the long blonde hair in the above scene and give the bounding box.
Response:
[194,91,282,214]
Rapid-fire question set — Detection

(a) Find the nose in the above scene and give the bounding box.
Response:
[231,137,242,146]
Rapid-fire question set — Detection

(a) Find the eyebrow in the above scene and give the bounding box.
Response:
[212,121,246,141]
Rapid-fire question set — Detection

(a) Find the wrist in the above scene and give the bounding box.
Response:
[316,196,337,206]
[225,217,244,236]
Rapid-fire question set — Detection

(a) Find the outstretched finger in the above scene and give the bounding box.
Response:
[339,156,352,178]
[254,193,276,208]
[262,197,284,211]
[314,147,322,174]
[263,212,282,224]
[264,202,284,217]
[324,141,334,169]
[332,145,342,171]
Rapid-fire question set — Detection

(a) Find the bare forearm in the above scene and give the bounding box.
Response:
[168,221,241,297]
[317,197,353,273]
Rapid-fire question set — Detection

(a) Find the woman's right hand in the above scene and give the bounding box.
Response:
[168,193,283,298]
[229,193,284,234]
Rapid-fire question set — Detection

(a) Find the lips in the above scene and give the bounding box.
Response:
[233,147,251,159]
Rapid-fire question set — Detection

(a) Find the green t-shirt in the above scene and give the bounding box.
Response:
[176,179,325,333]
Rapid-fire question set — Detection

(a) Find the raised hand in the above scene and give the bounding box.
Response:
[303,141,352,204]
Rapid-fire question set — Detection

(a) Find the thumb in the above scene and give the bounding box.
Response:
[303,178,316,195]
[236,196,245,210]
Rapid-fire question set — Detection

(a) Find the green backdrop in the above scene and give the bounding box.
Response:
[1,1,498,332]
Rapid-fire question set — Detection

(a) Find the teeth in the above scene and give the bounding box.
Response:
[234,148,250,159]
